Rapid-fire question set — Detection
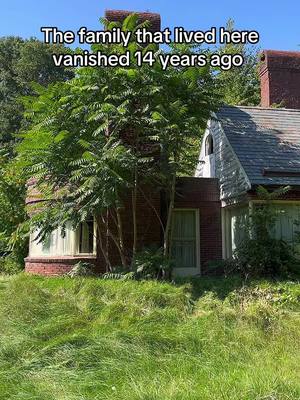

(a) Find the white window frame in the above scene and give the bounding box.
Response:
[29,218,97,257]
[171,208,201,276]
[74,219,97,256]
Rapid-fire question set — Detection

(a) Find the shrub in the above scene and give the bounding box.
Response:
[131,247,173,280]
[67,261,96,278]
[0,254,23,275]
[100,247,173,281]
[232,186,300,277]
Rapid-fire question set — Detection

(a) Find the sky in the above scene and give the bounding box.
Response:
[1,0,300,52]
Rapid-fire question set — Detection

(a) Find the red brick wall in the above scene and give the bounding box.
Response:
[105,10,161,33]
[25,257,98,275]
[174,177,222,273]
[100,186,162,267]
[25,178,222,276]
[260,50,300,109]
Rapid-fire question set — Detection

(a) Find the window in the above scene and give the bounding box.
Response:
[205,134,214,156]
[272,204,300,250]
[29,219,96,257]
[77,218,95,254]
[171,209,199,269]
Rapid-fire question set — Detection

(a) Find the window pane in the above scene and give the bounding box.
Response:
[78,219,94,254]
[171,211,197,268]
[273,205,300,248]
[30,223,75,257]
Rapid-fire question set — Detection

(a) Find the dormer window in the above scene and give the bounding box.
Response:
[205,134,214,156]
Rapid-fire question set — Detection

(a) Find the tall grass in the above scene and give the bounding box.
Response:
[0,274,299,400]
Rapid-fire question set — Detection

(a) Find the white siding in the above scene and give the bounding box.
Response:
[196,118,250,201]
[223,206,249,258]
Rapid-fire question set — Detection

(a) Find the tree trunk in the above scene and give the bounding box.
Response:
[100,214,127,269]
[132,166,138,265]
[116,207,126,266]
[163,173,176,258]
[95,215,111,272]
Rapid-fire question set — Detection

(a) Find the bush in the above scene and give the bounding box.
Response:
[0,254,23,275]
[233,237,297,277]
[232,186,300,278]
[67,261,96,278]
[100,247,173,281]
[132,247,173,280]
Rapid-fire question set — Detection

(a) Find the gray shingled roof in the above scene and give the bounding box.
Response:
[216,106,300,186]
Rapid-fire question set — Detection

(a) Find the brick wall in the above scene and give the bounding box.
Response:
[25,256,98,275]
[105,10,161,33]
[174,177,222,272]
[260,50,300,109]
[99,186,162,267]
[26,177,222,276]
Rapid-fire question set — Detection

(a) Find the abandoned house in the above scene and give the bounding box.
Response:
[25,11,300,276]
[197,50,300,259]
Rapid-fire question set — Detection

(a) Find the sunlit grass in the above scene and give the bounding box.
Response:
[0,274,299,399]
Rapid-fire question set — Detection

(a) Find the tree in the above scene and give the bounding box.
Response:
[0,141,27,265]
[18,14,219,270]
[0,37,73,264]
[216,19,260,106]
[0,37,73,142]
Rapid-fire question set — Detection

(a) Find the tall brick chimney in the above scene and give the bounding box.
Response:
[260,50,300,109]
[105,9,161,33]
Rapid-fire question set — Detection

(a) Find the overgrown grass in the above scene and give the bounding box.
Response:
[0,274,299,399]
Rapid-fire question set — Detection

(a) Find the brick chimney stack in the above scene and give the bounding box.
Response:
[260,50,300,109]
[105,9,161,33]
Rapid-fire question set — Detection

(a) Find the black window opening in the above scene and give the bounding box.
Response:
[205,134,214,156]
[79,218,94,254]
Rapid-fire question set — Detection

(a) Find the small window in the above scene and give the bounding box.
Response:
[171,210,199,268]
[205,134,214,155]
[77,218,95,254]
[29,219,96,257]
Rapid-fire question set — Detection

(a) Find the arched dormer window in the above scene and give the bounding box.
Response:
[205,134,214,156]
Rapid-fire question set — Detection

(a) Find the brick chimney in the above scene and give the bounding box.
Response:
[105,9,161,33]
[260,50,300,109]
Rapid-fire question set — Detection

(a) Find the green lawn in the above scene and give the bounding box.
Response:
[0,274,299,400]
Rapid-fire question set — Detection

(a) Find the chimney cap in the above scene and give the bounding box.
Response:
[260,50,300,72]
[105,9,161,32]
[260,49,300,109]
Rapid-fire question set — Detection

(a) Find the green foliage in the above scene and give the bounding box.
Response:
[100,248,172,280]
[17,14,220,266]
[0,145,28,262]
[0,274,299,399]
[0,254,23,275]
[67,261,96,278]
[0,36,73,142]
[132,247,173,279]
[216,19,260,106]
[0,36,73,267]
[233,186,300,277]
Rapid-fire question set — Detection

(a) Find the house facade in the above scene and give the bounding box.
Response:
[196,50,300,258]
[24,11,300,276]
[24,10,222,277]
[25,177,222,276]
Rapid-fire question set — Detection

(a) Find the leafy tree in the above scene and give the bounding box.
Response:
[18,14,219,270]
[0,37,73,265]
[0,37,73,142]
[0,145,27,260]
[216,19,260,106]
